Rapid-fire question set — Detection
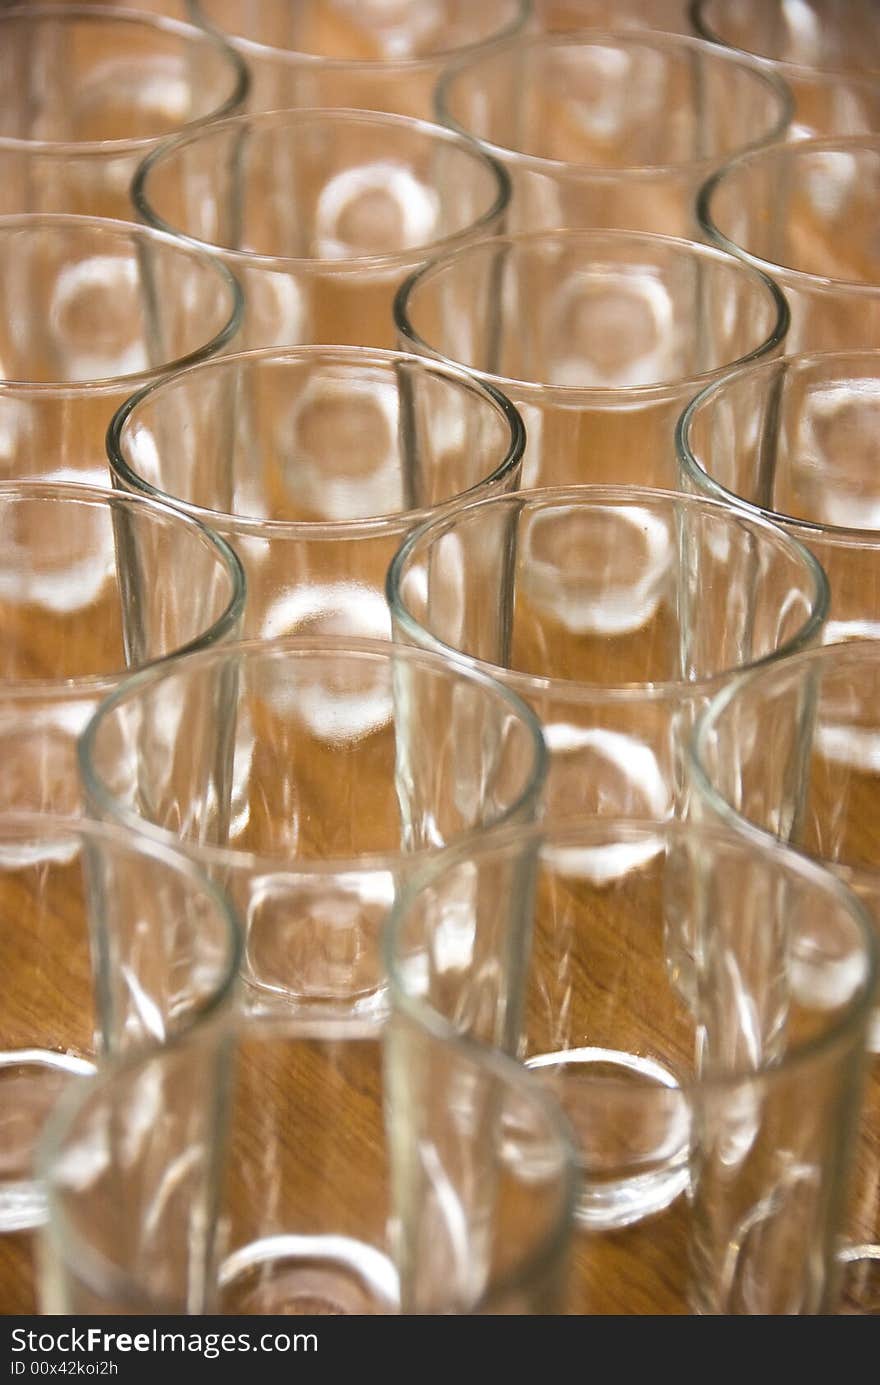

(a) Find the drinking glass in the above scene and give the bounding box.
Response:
[0,4,248,217]
[388,486,827,820]
[79,636,546,1013]
[133,109,509,350]
[187,0,528,118]
[699,137,880,350]
[385,816,877,1313]
[108,345,524,639]
[692,0,880,138]
[0,480,244,815]
[0,811,241,1247]
[692,640,880,1314]
[394,229,788,489]
[436,30,791,234]
[678,349,880,645]
[38,999,576,1315]
[0,214,241,483]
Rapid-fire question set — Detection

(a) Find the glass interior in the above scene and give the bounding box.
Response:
[400,232,785,391]
[0,219,239,385]
[0,8,244,145]
[392,490,823,686]
[192,0,526,61]
[694,0,880,72]
[112,350,517,523]
[137,111,504,260]
[703,141,880,284]
[440,32,789,168]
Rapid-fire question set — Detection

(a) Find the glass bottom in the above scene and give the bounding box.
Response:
[838,1243,880,1315]
[0,1048,95,1232]
[218,1235,400,1315]
[526,1046,691,1230]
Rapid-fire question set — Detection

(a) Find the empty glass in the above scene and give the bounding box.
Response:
[79,636,546,1014]
[692,0,880,138]
[394,228,788,488]
[678,349,880,645]
[187,0,528,118]
[699,137,880,350]
[385,817,877,1313]
[133,108,509,349]
[0,811,241,1241]
[388,486,827,820]
[436,30,791,233]
[0,214,241,483]
[38,999,576,1315]
[0,4,248,217]
[692,640,880,1314]
[0,480,244,815]
[107,345,524,639]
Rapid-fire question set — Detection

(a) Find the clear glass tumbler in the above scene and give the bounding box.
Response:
[678,349,880,645]
[0,480,244,815]
[385,816,878,1313]
[133,108,508,349]
[388,485,827,820]
[108,345,524,639]
[0,810,241,1248]
[692,639,880,1314]
[0,4,248,217]
[79,636,546,1014]
[699,137,880,350]
[38,998,576,1314]
[187,0,528,118]
[436,29,791,233]
[394,228,788,488]
[0,214,242,483]
[692,0,880,138]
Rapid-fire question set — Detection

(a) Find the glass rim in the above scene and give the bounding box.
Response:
[0,4,250,157]
[0,213,243,393]
[107,344,526,537]
[690,0,880,81]
[393,227,791,401]
[188,0,530,73]
[698,135,880,293]
[36,991,578,1318]
[132,107,511,272]
[0,805,243,1029]
[0,478,246,696]
[78,633,549,875]
[384,812,880,1095]
[436,27,793,179]
[386,483,830,702]
[677,347,880,547]
[690,637,880,894]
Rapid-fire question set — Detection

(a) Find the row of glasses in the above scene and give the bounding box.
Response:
[0,1,549,1313]
[41,481,870,1312]
[388,29,880,1309]
[1,0,879,1317]
[692,640,880,1314]
[35,817,877,1315]
[653,21,880,1303]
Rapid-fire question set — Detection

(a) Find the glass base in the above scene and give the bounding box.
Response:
[838,1243,880,1315]
[0,1048,94,1233]
[527,1046,690,1230]
[219,1235,400,1315]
